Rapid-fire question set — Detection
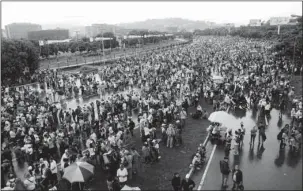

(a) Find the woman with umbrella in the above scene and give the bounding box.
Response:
[62,161,95,191]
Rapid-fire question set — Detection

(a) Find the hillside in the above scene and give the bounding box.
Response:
[118,18,214,32]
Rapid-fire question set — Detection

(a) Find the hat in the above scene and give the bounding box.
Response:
[185,174,190,179]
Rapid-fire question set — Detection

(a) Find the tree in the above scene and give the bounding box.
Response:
[82,37,90,42]
[1,38,39,85]
[49,44,59,56]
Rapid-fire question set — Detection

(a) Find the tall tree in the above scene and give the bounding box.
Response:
[1,38,39,85]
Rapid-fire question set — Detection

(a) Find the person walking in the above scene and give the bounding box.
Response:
[181,174,195,191]
[231,165,243,191]
[220,156,231,188]
[258,122,266,146]
[166,124,175,148]
[171,172,181,191]
[250,126,257,146]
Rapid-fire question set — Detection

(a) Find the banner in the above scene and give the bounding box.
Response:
[270,17,290,26]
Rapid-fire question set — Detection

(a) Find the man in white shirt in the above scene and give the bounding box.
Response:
[117,164,128,188]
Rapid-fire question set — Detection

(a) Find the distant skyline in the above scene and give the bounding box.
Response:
[2,1,302,28]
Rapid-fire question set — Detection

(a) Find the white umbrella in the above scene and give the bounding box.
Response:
[212,76,224,83]
[208,111,231,123]
[121,185,133,191]
[208,111,238,129]
[212,76,224,80]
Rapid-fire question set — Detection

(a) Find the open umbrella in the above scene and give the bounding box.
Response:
[208,111,232,123]
[212,75,224,83]
[63,162,94,183]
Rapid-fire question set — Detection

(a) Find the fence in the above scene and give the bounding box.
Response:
[39,40,190,70]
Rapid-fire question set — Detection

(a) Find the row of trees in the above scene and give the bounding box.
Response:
[33,32,119,58]
[34,30,177,57]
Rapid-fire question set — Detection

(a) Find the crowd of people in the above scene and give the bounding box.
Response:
[1,35,302,191]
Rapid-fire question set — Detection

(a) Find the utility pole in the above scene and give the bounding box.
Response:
[75,30,80,54]
[101,29,105,65]
[292,37,297,74]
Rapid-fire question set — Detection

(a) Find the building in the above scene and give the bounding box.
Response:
[224,23,235,28]
[5,23,42,39]
[28,29,69,41]
[270,17,290,26]
[85,26,92,37]
[249,19,261,27]
[85,24,116,37]
[2,29,7,38]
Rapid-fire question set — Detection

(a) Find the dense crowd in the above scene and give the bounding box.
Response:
[1,36,302,191]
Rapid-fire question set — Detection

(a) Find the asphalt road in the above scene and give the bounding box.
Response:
[191,109,302,190]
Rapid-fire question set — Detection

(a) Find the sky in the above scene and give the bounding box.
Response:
[1,1,302,28]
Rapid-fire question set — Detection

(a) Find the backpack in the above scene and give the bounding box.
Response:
[220,160,229,174]
[277,131,283,140]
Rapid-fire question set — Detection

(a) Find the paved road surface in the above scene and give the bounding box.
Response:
[191,109,302,190]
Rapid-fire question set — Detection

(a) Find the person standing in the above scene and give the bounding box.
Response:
[180,108,187,130]
[232,165,243,191]
[181,174,195,191]
[49,157,58,185]
[171,172,181,191]
[124,150,133,181]
[128,118,135,137]
[220,156,230,188]
[116,164,128,189]
[130,147,140,175]
[166,124,175,148]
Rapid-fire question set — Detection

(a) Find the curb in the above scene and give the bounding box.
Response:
[187,132,210,177]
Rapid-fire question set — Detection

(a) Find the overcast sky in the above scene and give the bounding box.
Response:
[2,1,302,28]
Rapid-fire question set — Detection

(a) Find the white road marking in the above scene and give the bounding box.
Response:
[188,133,211,176]
[202,133,210,146]
[197,144,217,190]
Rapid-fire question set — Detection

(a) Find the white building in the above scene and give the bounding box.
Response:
[249,19,261,27]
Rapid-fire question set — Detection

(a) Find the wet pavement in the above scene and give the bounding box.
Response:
[191,109,302,190]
